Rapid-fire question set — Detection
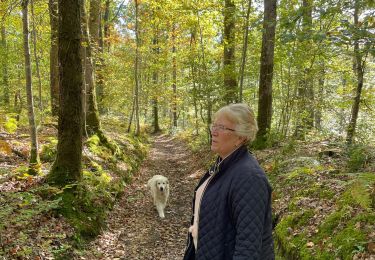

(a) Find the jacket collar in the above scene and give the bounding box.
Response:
[210,145,248,176]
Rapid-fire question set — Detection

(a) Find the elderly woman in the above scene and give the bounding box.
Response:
[183,103,274,260]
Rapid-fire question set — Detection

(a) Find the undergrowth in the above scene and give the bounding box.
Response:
[0,128,149,259]
[268,140,375,260]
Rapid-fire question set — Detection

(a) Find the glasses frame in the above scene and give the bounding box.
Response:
[209,124,235,133]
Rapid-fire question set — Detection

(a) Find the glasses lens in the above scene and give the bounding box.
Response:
[210,124,224,132]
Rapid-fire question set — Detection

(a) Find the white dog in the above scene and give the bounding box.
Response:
[147,175,169,218]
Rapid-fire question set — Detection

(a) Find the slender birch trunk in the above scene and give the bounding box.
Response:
[134,0,140,135]
[22,0,40,175]
[239,0,251,102]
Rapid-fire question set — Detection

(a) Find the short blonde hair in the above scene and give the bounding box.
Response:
[214,103,258,142]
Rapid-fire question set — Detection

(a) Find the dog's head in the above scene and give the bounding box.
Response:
[155,177,169,192]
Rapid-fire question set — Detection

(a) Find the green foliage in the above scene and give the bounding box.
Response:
[4,116,18,134]
[338,173,375,210]
[40,137,58,162]
[347,145,368,172]
[253,130,284,150]
[177,129,210,153]
[0,113,18,133]
[280,139,298,156]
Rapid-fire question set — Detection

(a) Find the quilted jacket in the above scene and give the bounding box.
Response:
[183,145,274,260]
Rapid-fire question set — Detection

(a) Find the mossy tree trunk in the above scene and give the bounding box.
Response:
[22,0,40,175]
[47,0,83,186]
[255,0,277,148]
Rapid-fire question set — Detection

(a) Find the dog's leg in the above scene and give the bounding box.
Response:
[156,204,165,218]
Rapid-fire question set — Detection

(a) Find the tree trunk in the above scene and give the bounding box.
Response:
[190,29,199,135]
[89,0,104,113]
[1,23,10,106]
[346,0,364,145]
[172,24,177,128]
[127,91,135,133]
[30,0,43,112]
[48,0,83,186]
[315,62,325,130]
[295,0,314,139]
[48,0,59,116]
[223,0,237,104]
[103,0,111,51]
[197,11,212,140]
[15,69,23,119]
[239,0,251,102]
[81,2,101,136]
[255,0,277,147]
[22,0,40,175]
[134,0,140,135]
[152,32,160,133]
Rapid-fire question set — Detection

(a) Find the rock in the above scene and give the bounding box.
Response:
[279,157,320,173]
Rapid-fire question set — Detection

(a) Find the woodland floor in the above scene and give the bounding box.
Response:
[78,134,208,260]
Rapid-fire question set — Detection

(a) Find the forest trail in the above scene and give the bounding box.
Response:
[80,134,205,260]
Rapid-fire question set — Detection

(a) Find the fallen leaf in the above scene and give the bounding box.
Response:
[306,241,314,248]
[368,242,375,254]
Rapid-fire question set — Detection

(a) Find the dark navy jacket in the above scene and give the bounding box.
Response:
[183,145,274,260]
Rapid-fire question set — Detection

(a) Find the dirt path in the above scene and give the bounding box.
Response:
[80,134,206,260]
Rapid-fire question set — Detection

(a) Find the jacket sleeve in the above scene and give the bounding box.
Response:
[230,169,271,260]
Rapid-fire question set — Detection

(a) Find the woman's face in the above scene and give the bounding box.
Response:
[210,114,245,158]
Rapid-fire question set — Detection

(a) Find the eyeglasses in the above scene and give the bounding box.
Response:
[209,124,235,132]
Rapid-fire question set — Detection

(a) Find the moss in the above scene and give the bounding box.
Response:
[315,213,374,259]
[86,134,113,161]
[315,209,349,241]
[288,196,302,211]
[56,167,126,240]
[47,165,82,187]
[294,183,335,200]
[277,206,373,259]
[286,167,315,180]
[59,190,104,238]
[0,191,61,234]
[275,210,315,259]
